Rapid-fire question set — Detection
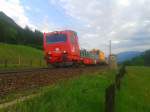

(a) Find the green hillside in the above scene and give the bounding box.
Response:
[123,49,150,66]
[0,43,46,70]
[0,11,43,49]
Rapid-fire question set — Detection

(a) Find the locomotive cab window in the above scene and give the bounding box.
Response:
[46,34,67,44]
[70,34,75,44]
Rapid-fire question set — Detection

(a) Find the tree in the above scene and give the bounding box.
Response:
[144,50,150,66]
[0,12,43,49]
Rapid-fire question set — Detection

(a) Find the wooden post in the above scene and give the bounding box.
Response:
[4,60,8,68]
[40,60,42,67]
[105,84,115,112]
[120,65,126,77]
[115,74,121,90]
[30,60,32,67]
[18,55,21,66]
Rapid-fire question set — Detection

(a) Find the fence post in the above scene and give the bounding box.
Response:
[119,65,126,77]
[30,60,32,67]
[115,74,121,90]
[105,83,115,112]
[115,65,126,90]
[40,60,42,67]
[4,59,8,68]
[18,55,21,66]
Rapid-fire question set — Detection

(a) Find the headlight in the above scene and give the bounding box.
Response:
[55,48,60,51]
[63,50,67,53]
[48,51,51,54]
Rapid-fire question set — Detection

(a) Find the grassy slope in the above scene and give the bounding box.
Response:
[116,66,150,112]
[1,70,116,112]
[0,43,46,69]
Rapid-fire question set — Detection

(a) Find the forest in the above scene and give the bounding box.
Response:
[0,11,43,49]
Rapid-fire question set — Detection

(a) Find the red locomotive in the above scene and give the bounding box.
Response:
[43,30,106,67]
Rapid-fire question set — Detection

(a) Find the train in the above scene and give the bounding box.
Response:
[43,30,106,67]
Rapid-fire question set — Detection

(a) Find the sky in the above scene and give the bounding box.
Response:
[0,0,150,55]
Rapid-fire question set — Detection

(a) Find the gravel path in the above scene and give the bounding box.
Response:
[0,66,107,97]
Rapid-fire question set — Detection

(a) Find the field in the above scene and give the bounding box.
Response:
[1,66,150,112]
[116,66,150,112]
[0,43,46,70]
[0,69,116,112]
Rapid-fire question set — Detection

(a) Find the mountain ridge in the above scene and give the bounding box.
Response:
[117,51,142,63]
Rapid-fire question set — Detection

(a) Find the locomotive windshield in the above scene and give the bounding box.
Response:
[46,34,67,44]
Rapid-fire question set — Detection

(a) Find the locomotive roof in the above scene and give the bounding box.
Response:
[45,30,76,34]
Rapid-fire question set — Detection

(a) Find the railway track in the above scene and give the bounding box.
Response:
[0,66,107,97]
[0,68,48,75]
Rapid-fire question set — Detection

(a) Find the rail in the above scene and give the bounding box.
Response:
[0,68,48,75]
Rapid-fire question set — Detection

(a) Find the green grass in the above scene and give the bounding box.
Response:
[1,66,150,112]
[116,66,150,112]
[1,70,116,112]
[0,43,46,70]
[0,87,44,104]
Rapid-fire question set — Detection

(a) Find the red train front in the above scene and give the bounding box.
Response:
[43,30,81,67]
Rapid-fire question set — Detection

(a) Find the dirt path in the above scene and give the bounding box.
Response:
[0,66,107,109]
[0,66,107,97]
[0,94,39,109]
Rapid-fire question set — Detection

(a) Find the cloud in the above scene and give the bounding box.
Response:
[0,0,35,29]
[37,16,69,33]
[25,6,31,11]
[37,16,59,32]
[1,0,150,54]
[50,0,150,54]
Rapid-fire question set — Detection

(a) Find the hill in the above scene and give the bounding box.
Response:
[117,51,142,63]
[0,43,46,69]
[122,49,150,66]
[0,11,43,49]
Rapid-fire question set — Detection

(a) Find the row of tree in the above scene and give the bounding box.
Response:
[123,50,150,66]
[0,11,43,49]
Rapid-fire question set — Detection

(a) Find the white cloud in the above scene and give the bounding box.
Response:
[0,0,35,29]
[37,16,67,33]
[52,0,150,53]
[25,6,31,11]
[1,0,150,54]
[117,0,130,7]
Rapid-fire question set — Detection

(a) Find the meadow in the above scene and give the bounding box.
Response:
[0,43,46,70]
[116,66,150,112]
[0,62,150,112]
[0,70,116,112]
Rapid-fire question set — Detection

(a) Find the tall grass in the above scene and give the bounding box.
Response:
[1,64,149,112]
[116,66,150,112]
[0,43,46,69]
[1,70,116,112]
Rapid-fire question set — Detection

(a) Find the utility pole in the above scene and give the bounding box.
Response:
[109,40,112,66]
[109,40,112,56]
[108,40,118,70]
